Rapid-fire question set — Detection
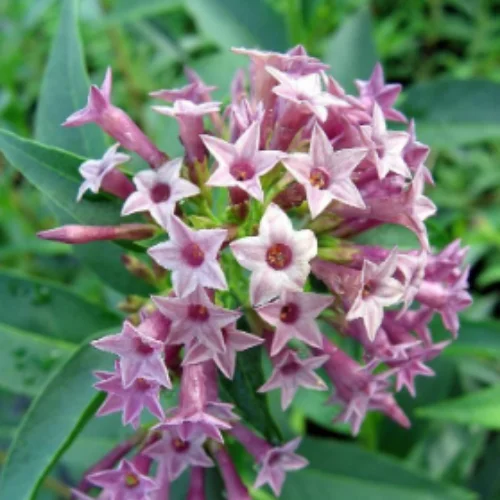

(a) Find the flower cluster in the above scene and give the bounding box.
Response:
[40,46,471,498]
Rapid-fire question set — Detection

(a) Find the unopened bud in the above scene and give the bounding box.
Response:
[38,224,157,244]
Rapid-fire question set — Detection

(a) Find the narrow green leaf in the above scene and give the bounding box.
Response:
[291,438,473,500]
[219,349,281,442]
[402,80,500,147]
[0,333,112,500]
[35,0,106,157]
[186,0,288,51]
[0,129,153,296]
[106,0,182,23]
[442,318,500,358]
[0,270,120,343]
[323,7,377,92]
[0,323,75,396]
[417,385,500,429]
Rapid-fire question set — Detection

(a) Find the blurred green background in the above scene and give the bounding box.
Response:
[1,0,500,498]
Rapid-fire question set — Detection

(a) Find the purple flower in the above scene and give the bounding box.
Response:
[64,68,165,167]
[213,445,251,500]
[86,459,158,500]
[122,158,200,224]
[230,423,308,496]
[267,67,346,121]
[148,215,228,297]
[282,123,366,218]
[321,340,410,434]
[156,363,233,442]
[201,121,282,201]
[183,323,263,378]
[230,204,317,305]
[94,365,164,429]
[77,143,132,201]
[346,249,405,341]
[153,286,241,353]
[153,100,221,163]
[355,63,407,122]
[256,289,332,355]
[144,427,213,481]
[254,438,308,496]
[92,321,171,389]
[361,103,411,179]
[259,349,329,409]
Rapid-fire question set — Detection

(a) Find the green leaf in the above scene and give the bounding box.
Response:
[323,7,377,92]
[106,0,182,23]
[0,129,153,296]
[0,333,112,500]
[416,385,500,429]
[219,349,281,442]
[280,438,474,500]
[186,0,288,51]
[0,270,120,343]
[0,323,74,396]
[402,80,500,147]
[34,0,106,157]
[439,318,500,358]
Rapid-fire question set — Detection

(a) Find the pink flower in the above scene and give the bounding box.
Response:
[64,68,165,167]
[266,66,346,121]
[282,123,366,218]
[254,438,308,496]
[230,204,317,305]
[320,340,410,434]
[346,249,405,341]
[156,363,234,443]
[86,459,158,500]
[153,100,221,163]
[361,103,411,179]
[355,63,407,122]
[121,158,199,224]
[153,286,241,353]
[150,81,216,104]
[258,349,329,409]
[148,215,228,297]
[92,321,171,389]
[144,427,213,481]
[183,323,263,378]
[201,121,282,202]
[403,120,432,181]
[256,289,332,355]
[77,143,132,201]
[94,365,164,429]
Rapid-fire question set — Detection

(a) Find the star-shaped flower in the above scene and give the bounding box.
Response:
[355,63,406,122]
[182,323,263,378]
[230,203,317,306]
[282,123,366,218]
[153,286,241,353]
[200,121,282,202]
[144,427,213,481]
[254,438,308,496]
[361,103,411,179]
[346,249,405,341]
[152,99,221,120]
[266,67,346,121]
[258,350,329,409]
[256,289,332,355]
[94,366,164,429]
[150,80,216,104]
[63,67,112,127]
[92,321,171,389]
[77,143,131,201]
[86,459,158,500]
[148,215,227,297]
[121,158,199,224]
